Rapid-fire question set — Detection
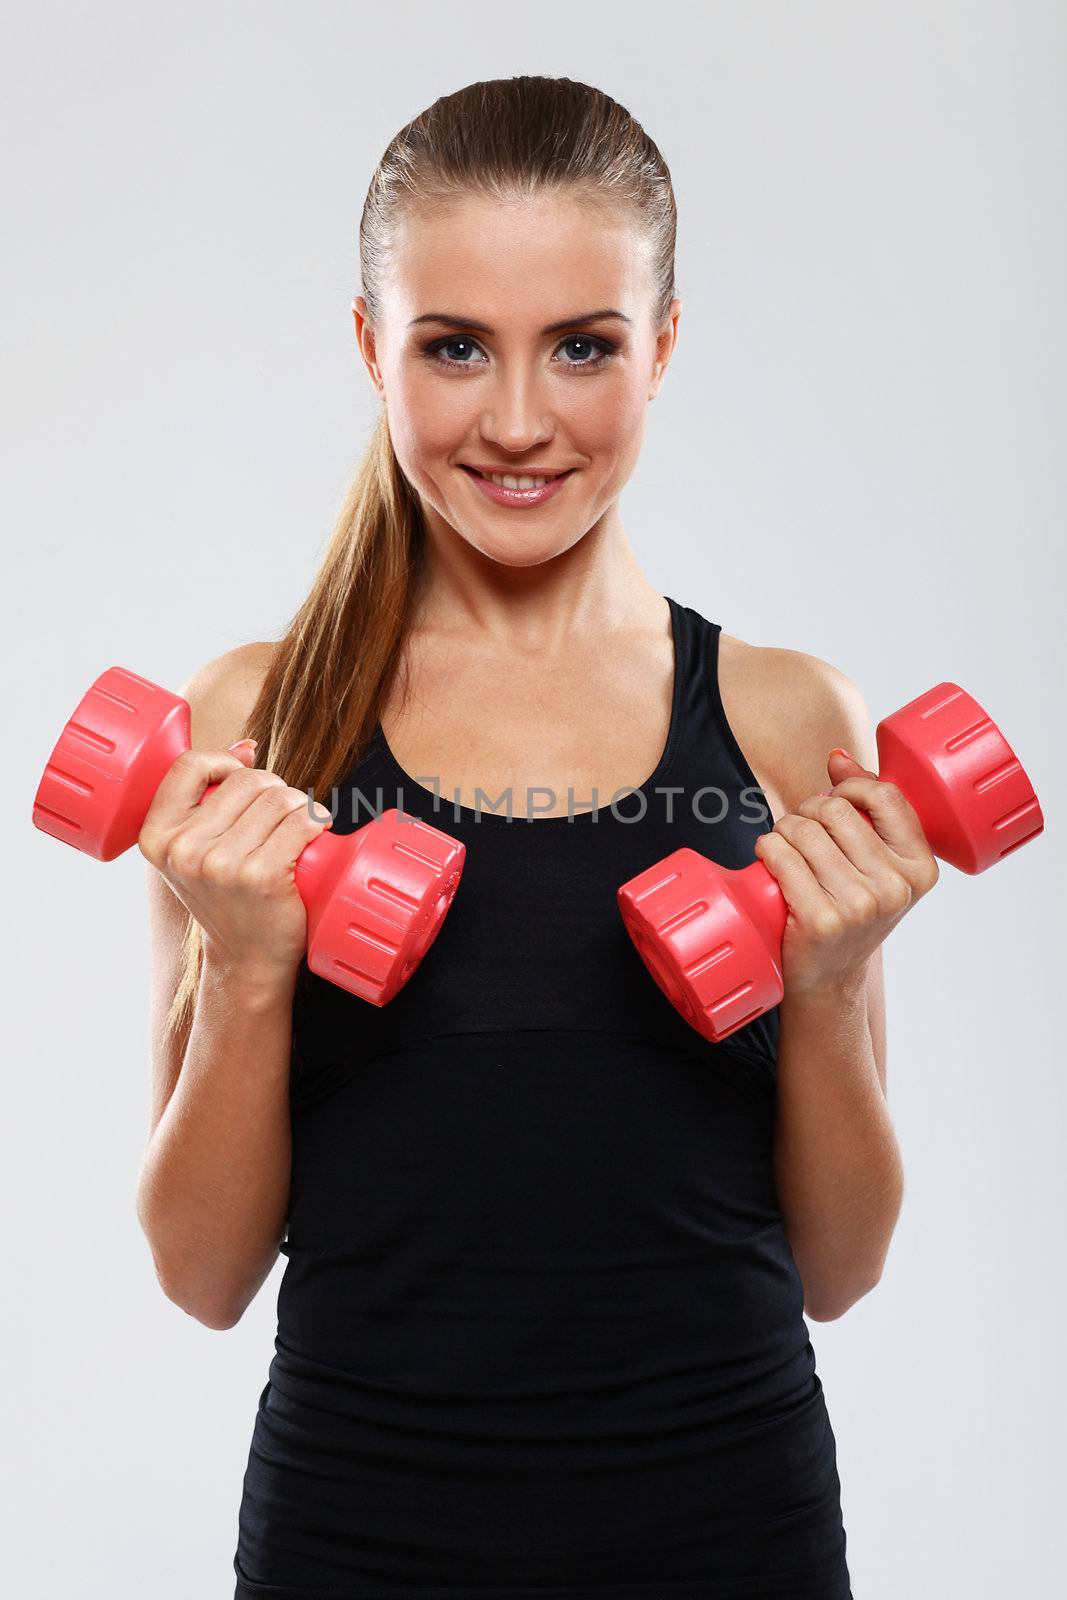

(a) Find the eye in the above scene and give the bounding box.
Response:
[422,333,617,373]
[555,334,615,368]
[424,336,488,369]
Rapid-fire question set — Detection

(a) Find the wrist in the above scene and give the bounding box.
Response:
[200,940,299,1009]
[782,965,869,1013]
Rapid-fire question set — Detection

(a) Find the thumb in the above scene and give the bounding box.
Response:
[825,745,928,859]
[227,738,258,767]
[826,746,875,782]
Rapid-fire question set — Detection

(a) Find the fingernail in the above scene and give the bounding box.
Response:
[829,747,854,761]
[820,788,834,796]
[311,802,332,823]
[229,738,257,753]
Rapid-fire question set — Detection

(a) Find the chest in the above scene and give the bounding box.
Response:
[378,631,786,823]
[380,639,676,819]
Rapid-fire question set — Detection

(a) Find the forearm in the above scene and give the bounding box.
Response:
[774,971,904,1320]
[136,954,296,1328]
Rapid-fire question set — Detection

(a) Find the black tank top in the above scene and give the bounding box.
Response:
[233,597,853,1599]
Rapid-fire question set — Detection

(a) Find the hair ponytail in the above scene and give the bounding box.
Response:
[166,74,676,1041]
[165,408,424,1038]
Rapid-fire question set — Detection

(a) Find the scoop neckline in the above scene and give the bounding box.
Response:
[372,594,684,827]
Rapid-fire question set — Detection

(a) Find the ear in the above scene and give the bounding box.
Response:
[351,296,385,395]
[649,296,682,400]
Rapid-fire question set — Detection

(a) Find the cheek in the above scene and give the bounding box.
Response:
[385,384,463,476]
[387,372,474,470]
[561,372,647,454]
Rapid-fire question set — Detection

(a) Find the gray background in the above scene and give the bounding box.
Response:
[4,2,1063,1595]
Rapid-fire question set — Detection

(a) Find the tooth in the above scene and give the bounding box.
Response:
[491,474,548,489]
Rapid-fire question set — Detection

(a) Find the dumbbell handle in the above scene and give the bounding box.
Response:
[617,681,1044,1044]
[33,666,465,1005]
[711,756,964,988]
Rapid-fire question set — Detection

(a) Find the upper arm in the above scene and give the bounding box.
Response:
[144,640,277,1143]
[760,647,888,1095]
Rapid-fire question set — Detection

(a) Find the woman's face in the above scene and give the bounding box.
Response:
[352,191,681,568]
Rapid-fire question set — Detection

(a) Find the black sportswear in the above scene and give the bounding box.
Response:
[233,595,852,1598]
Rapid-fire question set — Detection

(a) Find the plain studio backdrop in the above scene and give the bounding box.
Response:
[3,3,1063,1596]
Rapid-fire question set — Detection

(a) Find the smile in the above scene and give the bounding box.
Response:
[460,465,575,508]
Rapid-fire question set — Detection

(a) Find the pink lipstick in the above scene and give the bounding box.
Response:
[460,465,574,508]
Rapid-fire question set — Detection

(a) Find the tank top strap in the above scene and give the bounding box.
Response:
[661,597,780,1069]
[665,597,769,803]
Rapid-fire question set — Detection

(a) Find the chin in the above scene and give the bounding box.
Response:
[473,536,581,568]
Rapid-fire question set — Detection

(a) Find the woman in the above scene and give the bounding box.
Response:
[137,77,933,1598]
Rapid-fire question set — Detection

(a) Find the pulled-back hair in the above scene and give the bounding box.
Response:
[168,75,677,1036]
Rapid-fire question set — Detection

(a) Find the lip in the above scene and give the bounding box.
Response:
[460,464,575,508]
[462,464,572,478]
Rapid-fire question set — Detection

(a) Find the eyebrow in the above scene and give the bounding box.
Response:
[407,308,633,336]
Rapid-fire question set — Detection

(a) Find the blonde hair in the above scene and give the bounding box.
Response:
[167,74,678,1039]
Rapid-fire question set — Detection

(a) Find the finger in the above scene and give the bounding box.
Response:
[242,793,334,876]
[194,779,318,867]
[142,747,255,838]
[798,790,920,915]
[827,747,877,781]
[177,765,289,848]
[796,791,899,878]
[826,774,932,865]
[196,791,333,895]
[754,830,841,926]
[769,812,878,917]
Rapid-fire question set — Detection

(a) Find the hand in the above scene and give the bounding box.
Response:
[138,738,334,984]
[752,747,940,998]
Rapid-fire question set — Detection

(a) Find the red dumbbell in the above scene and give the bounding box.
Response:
[618,681,1044,1045]
[32,665,465,1006]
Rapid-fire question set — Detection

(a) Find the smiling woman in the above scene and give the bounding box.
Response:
[136,74,885,1600]
[349,186,677,573]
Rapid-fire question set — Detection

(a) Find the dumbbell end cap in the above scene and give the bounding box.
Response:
[617,848,785,1046]
[32,667,190,860]
[877,682,1045,874]
[304,809,466,1005]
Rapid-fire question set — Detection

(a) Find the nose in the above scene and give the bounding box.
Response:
[479,367,555,455]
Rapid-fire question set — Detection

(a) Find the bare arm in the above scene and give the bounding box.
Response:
[752,653,921,1322]
[138,920,298,1330]
[135,642,328,1331]
[775,961,902,1322]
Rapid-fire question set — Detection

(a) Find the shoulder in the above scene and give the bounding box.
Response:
[718,630,878,815]
[178,639,279,750]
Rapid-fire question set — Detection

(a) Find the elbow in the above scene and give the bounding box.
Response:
[804,1300,848,1324]
[155,1262,245,1331]
[136,1189,244,1332]
[186,1299,244,1332]
[804,1270,883,1323]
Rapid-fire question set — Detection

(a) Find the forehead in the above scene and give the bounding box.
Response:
[384,192,651,327]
